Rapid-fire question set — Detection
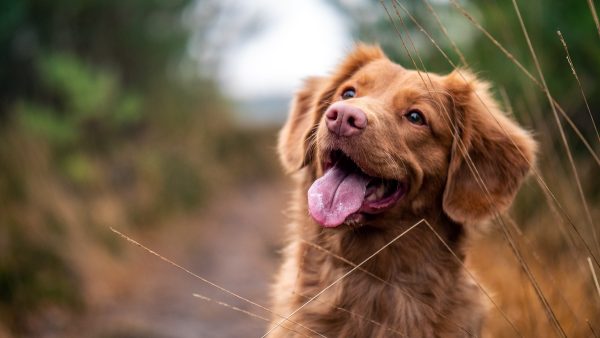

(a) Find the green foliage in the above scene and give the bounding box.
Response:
[40,53,118,118]
[18,52,142,154]
[14,52,146,191]
[0,0,192,114]
[0,221,82,334]
[18,102,77,146]
[0,0,246,334]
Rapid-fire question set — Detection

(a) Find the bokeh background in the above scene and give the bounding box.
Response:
[1,0,599,337]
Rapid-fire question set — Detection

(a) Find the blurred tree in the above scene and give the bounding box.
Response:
[0,0,282,331]
[0,0,252,335]
[0,0,191,114]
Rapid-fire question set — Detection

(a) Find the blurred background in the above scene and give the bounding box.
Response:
[0,0,598,337]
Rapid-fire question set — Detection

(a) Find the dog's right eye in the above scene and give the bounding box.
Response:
[341,88,356,100]
[406,110,426,126]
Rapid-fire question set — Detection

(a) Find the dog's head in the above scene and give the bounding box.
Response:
[279,44,536,228]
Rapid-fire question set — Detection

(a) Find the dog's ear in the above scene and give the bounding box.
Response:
[442,70,537,224]
[278,76,326,172]
[278,44,386,173]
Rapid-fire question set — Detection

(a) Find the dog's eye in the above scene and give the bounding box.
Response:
[406,110,426,125]
[341,88,356,100]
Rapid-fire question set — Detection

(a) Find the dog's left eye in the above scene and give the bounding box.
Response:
[341,88,356,100]
[406,110,426,125]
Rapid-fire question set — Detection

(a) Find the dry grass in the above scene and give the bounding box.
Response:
[469,222,600,337]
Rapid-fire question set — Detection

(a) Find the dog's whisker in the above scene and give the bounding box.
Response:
[301,124,321,165]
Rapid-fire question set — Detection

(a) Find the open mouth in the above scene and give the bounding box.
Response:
[307,150,407,228]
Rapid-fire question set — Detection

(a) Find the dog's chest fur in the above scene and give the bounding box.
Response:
[269,209,485,338]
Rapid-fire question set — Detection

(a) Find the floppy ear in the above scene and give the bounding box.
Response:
[277,44,386,173]
[442,70,537,224]
[278,76,326,172]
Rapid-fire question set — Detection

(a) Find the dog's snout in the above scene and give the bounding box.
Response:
[325,103,367,137]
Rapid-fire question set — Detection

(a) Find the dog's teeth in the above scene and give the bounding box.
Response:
[371,184,385,200]
[365,183,387,202]
[375,185,386,199]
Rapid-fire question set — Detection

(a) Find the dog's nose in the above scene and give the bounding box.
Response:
[325,103,367,137]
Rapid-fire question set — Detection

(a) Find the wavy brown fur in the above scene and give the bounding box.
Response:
[270,44,536,337]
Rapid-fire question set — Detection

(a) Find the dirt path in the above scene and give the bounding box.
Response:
[78,181,290,338]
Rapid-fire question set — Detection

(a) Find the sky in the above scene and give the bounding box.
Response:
[195,0,353,101]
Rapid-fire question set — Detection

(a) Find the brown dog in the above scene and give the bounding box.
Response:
[269,44,536,337]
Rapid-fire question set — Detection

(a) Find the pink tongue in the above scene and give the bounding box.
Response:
[307,164,370,227]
